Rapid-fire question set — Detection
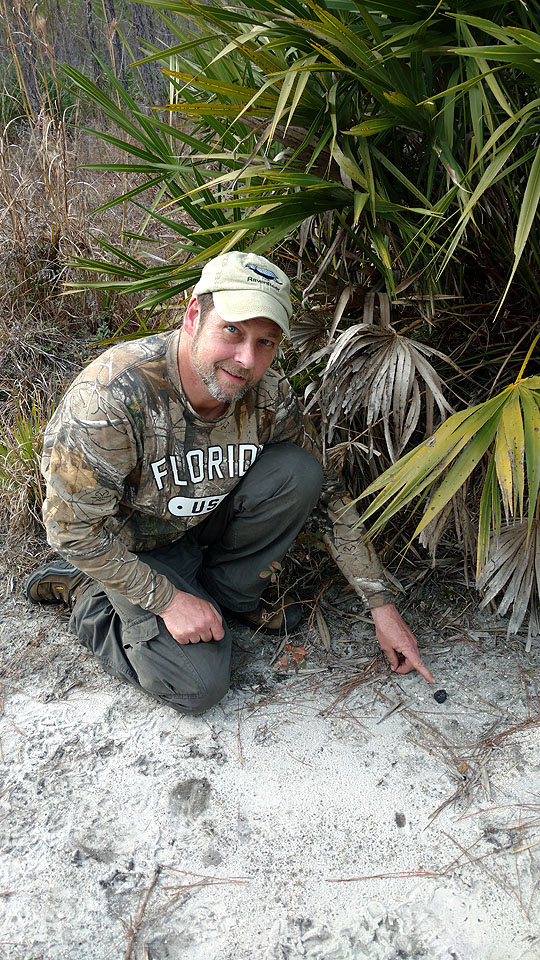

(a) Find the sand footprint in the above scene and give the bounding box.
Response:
[168,777,211,823]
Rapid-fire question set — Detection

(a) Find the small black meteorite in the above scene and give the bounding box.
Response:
[434,689,447,704]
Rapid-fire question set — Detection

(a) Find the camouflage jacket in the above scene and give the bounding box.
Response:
[41,331,394,614]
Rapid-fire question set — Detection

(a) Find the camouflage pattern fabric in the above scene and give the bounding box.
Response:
[323,496,393,608]
[42,331,394,614]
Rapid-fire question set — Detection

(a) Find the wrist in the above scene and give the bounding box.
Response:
[370,602,397,622]
[154,583,177,616]
[367,588,396,608]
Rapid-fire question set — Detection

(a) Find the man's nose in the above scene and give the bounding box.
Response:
[234,340,256,368]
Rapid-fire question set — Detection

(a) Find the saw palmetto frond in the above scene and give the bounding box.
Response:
[418,482,477,575]
[62,2,540,314]
[360,368,540,596]
[314,322,452,461]
[289,311,329,358]
[477,520,540,646]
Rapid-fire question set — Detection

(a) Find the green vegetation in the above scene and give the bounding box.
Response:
[2,0,540,639]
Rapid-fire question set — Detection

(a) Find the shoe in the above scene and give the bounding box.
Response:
[225,601,304,638]
[26,559,90,607]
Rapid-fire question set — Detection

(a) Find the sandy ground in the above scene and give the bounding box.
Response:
[1,568,540,960]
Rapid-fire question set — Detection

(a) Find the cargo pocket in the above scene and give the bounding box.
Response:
[105,587,161,649]
[122,611,160,647]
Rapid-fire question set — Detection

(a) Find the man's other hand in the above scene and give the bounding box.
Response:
[370,603,434,683]
[160,589,225,645]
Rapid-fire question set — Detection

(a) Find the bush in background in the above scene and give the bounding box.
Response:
[61,0,540,641]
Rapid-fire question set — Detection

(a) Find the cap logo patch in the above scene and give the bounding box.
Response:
[245,263,281,283]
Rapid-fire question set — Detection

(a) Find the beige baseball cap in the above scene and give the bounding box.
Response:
[193,251,292,337]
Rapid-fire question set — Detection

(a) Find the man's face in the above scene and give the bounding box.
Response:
[190,305,282,403]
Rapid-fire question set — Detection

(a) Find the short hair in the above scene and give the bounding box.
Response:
[196,292,214,325]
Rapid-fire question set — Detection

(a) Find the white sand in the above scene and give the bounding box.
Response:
[1,586,540,960]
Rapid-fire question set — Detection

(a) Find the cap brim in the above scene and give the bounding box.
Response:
[212,290,290,337]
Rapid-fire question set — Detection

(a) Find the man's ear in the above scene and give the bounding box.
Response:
[182,296,200,336]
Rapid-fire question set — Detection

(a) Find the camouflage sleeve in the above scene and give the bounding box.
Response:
[41,381,174,614]
[322,496,395,608]
[271,380,395,609]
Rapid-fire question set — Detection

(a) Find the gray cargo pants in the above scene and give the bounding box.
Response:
[70,444,323,715]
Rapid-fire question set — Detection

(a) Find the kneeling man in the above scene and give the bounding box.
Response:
[28,251,434,713]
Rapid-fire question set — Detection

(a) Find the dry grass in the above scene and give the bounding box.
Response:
[0,0,192,572]
[0,0,184,567]
[0,108,180,565]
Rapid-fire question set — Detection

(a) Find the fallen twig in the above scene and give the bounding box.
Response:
[202,717,243,765]
[236,702,243,767]
[122,865,161,960]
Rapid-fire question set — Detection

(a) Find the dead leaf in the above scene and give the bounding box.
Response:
[316,607,332,651]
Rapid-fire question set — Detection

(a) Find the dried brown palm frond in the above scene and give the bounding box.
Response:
[289,309,329,357]
[327,435,380,476]
[310,320,453,462]
[477,520,540,647]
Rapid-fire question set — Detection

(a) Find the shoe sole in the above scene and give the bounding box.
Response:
[26,560,80,604]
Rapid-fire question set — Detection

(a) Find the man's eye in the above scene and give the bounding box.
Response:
[225,324,239,334]
[260,339,276,348]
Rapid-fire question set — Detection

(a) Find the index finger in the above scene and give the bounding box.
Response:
[401,649,435,684]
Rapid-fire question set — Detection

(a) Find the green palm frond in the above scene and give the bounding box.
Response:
[359,365,540,579]
[62,0,540,308]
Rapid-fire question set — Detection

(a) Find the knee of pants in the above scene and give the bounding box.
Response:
[139,671,230,716]
[263,444,323,507]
